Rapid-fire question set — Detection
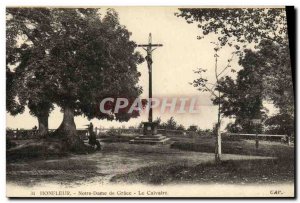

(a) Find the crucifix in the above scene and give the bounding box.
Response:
[138,33,163,123]
[129,33,169,142]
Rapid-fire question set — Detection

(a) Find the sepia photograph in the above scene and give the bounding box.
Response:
[5,5,295,198]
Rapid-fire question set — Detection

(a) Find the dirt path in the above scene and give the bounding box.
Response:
[7,142,275,187]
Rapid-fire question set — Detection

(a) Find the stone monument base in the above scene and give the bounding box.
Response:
[129,121,170,145]
[129,134,170,145]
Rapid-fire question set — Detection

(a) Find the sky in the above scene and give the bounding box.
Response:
[6,7,276,130]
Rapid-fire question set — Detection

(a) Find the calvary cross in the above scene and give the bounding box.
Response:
[138,33,163,122]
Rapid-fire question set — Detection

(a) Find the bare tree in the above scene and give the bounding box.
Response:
[191,42,236,163]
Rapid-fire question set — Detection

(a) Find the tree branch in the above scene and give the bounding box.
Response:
[217,52,235,78]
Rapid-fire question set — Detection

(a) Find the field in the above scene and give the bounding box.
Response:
[6,134,294,187]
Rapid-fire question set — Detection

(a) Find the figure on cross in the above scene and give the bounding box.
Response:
[138,33,162,74]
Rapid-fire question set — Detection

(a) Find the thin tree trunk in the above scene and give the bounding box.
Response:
[214,49,221,163]
[215,91,222,163]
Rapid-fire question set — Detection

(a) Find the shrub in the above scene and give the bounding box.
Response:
[107,128,122,137]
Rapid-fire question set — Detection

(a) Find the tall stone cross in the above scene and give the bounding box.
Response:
[138,33,163,122]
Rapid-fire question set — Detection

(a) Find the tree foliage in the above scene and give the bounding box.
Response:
[209,50,265,133]
[176,8,288,47]
[179,8,293,134]
[256,40,294,115]
[265,113,294,136]
[6,68,24,115]
[7,8,55,135]
[7,8,144,149]
[187,125,198,132]
[7,8,144,121]
[217,40,293,133]
[49,9,143,121]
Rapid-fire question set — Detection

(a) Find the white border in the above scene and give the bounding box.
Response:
[1,1,298,202]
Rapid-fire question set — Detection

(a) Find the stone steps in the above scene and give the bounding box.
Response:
[129,134,170,145]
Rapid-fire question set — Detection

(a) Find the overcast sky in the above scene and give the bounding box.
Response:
[7,7,276,130]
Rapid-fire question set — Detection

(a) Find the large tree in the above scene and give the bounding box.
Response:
[47,9,143,151]
[7,8,144,151]
[214,40,293,134]
[256,40,294,136]
[6,8,54,136]
[216,49,266,133]
[6,8,143,150]
[257,40,294,116]
[15,47,54,136]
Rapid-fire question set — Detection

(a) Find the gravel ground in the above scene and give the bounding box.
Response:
[6,142,279,187]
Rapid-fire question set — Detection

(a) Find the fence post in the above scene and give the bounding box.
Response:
[287,136,290,146]
[255,134,259,149]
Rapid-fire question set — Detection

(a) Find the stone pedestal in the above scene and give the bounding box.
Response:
[129,122,170,145]
[143,122,158,135]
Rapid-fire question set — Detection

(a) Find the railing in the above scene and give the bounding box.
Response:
[6,129,39,140]
[94,128,142,135]
[224,133,286,138]
[7,128,290,146]
[95,128,202,135]
[94,128,209,138]
[222,133,290,146]
[6,128,89,140]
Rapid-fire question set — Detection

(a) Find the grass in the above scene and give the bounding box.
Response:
[6,139,68,163]
[108,135,294,185]
[100,134,136,143]
[169,134,294,158]
[111,158,294,185]
[7,133,295,186]
[6,158,102,186]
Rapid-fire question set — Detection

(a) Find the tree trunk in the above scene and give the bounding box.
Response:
[38,114,48,138]
[215,90,222,163]
[215,123,221,163]
[57,106,77,136]
[55,106,88,153]
[214,53,222,163]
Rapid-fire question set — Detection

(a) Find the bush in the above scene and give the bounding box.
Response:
[170,142,214,153]
[107,128,122,137]
[6,139,17,149]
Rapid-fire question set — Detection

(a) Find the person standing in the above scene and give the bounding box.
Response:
[88,122,101,150]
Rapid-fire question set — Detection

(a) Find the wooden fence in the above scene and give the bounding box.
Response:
[6,128,291,146]
[6,127,201,140]
[222,133,290,146]
[95,128,199,136]
[6,128,89,140]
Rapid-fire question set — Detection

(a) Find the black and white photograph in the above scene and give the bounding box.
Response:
[5,5,295,198]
